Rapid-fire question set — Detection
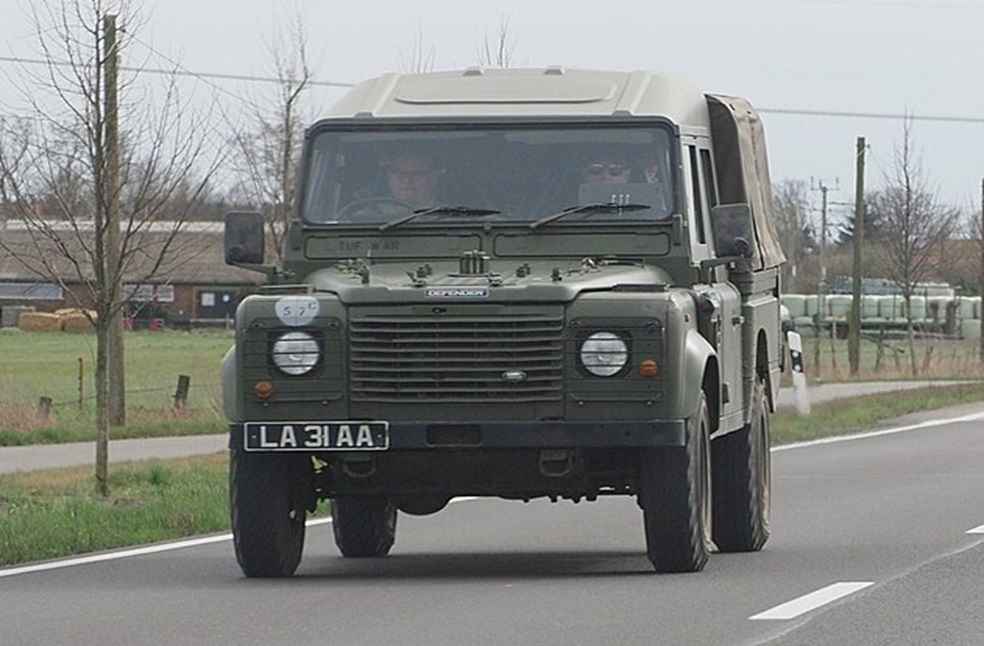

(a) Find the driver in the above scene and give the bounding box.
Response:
[581,158,632,185]
[381,152,443,209]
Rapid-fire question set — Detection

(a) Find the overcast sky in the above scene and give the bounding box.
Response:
[3,0,983,226]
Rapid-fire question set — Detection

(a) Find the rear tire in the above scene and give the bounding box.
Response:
[639,394,712,573]
[230,449,308,577]
[712,377,771,552]
[332,497,397,558]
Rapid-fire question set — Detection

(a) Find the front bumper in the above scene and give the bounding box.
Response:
[228,419,686,452]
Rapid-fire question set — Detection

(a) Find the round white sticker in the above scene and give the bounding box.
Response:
[275,296,320,327]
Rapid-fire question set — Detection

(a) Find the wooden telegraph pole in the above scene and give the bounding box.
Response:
[848,137,866,375]
[105,14,126,427]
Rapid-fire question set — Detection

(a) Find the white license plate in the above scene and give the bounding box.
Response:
[243,421,389,451]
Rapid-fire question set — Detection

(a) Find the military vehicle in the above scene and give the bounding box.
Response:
[222,67,786,576]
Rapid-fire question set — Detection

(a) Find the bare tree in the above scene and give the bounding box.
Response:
[400,24,437,73]
[773,179,812,291]
[229,12,311,262]
[879,119,959,376]
[0,0,220,495]
[478,15,517,68]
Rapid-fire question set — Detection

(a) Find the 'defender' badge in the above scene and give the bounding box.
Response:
[274,296,319,327]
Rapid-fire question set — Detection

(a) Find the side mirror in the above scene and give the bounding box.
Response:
[710,203,755,259]
[224,211,265,265]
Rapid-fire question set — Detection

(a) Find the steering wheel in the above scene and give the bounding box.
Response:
[336,197,413,221]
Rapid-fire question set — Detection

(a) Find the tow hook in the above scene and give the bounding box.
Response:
[539,449,574,478]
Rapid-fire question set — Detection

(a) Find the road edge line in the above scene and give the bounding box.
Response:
[772,412,984,452]
[0,517,333,580]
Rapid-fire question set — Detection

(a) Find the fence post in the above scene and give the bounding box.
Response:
[78,357,85,412]
[37,396,52,421]
[174,375,191,411]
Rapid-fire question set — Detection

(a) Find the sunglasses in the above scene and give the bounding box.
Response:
[585,162,631,177]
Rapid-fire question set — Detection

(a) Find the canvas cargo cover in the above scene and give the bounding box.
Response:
[706,95,786,270]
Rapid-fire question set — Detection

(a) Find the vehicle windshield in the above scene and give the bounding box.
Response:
[301,124,676,225]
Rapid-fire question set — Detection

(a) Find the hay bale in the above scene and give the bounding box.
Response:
[961,319,982,340]
[18,311,62,332]
[782,295,807,319]
[61,312,94,334]
[862,296,880,320]
[803,295,819,317]
[826,295,852,320]
[909,296,927,321]
[881,296,907,321]
[959,297,976,320]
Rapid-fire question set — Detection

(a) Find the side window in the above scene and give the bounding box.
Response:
[700,149,718,208]
[687,146,706,244]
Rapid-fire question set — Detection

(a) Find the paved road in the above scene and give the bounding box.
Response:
[2,406,983,645]
[1,380,970,475]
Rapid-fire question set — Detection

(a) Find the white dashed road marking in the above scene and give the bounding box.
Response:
[966,524,984,535]
[749,582,874,621]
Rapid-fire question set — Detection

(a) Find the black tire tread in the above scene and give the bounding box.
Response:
[639,395,711,573]
[230,449,306,577]
[712,378,771,552]
[332,497,397,558]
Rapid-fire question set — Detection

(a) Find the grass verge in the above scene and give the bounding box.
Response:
[0,454,231,567]
[0,453,331,568]
[0,409,225,447]
[771,382,984,445]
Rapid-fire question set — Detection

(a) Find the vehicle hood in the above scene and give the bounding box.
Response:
[303,260,673,304]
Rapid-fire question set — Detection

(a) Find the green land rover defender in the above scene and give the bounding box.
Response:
[222,67,786,576]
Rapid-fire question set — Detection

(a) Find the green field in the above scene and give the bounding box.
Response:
[0,329,232,443]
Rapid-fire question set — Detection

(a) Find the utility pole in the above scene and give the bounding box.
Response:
[980,178,983,363]
[811,178,837,374]
[848,137,866,375]
[104,14,125,427]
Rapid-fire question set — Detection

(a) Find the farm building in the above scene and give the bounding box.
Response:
[0,222,266,326]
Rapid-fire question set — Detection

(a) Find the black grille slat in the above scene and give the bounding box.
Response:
[350,311,564,403]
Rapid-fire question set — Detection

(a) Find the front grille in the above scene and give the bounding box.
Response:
[349,312,565,403]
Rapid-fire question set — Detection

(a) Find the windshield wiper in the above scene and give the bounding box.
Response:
[379,206,501,232]
[529,202,653,230]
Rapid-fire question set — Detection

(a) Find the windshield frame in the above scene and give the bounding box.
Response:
[296,116,682,228]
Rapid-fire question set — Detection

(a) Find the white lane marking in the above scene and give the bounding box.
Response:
[0,517,333,580]
[750,582,874,621]
[451,496,480,503]
[967,524,984,534]
[773,412,984,453]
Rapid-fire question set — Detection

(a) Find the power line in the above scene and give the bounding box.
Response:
[0,54,355,89]
[759,107,984,125]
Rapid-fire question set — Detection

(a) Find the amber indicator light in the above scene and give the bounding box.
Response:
[254,381,274,400]
[639,359,659,378]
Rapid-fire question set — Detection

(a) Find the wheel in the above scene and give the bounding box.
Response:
[230,448,308,577]
[712,377,771,552]
[331,497,397,558]
[638,394,712,573]
[336,197,412,221]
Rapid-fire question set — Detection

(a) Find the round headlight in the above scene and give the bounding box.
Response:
[580,332,629,377]
[272,331,320,376]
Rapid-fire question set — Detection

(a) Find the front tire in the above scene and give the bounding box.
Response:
[712,377,771,552]
[639,394,712,573]
[332,497,397,558]
[230,449,308,577]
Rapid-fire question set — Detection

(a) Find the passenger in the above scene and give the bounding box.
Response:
[381,152,444,209]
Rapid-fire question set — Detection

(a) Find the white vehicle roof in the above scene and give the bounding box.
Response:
[324,68,711,127]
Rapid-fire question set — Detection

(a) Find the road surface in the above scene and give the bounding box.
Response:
[2,405,983,645]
